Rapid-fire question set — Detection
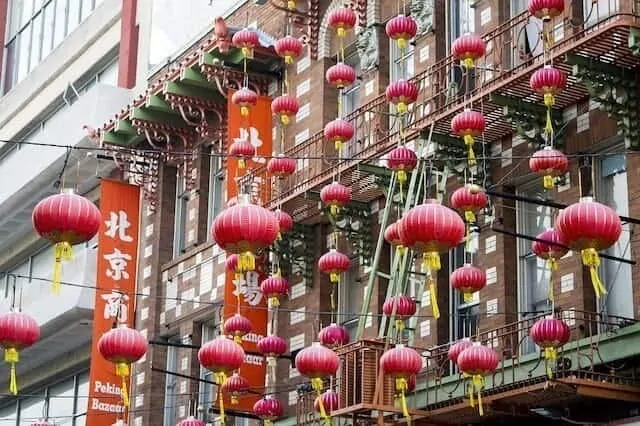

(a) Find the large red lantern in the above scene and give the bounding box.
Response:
[398,200,465,319]
[555,197,622,298]
[448,338,473,363]
[223,313,252,344]
[532,228,568,301]
[257,334,287,365]
[229,137,255,169]
[318,323,350,348]
[0,312,39,395]
[260,274,289,307]
[274,209,293,238]
[232,28,259,57]
[324,118,354,152]
[528,0,565,21]
[274,35,303,64]
[97,325,147,407]
[327,7,357,38]
[382,295,417,331]
[386,14,417,49]
[318,249,351,284]
[231,87,258,117]
[451,109,485,166]
[386,79,418,114]
[450,264,486,303]
[315,390,340,415]
[32,190,101,294]
[450,184,488,245]
[295,343,340,420]
[212,195,279,273]
[380,345,423,423]
[267,155,296,178]
[529,146,568,190]
[326,63,356,88]
[457,343,499,416]
[177,416,206,426]
[530,65,566,134]
[451,33,486,69]
[271,95,299,125]
[221,373,250,404]
[387,145,418,186]
[530,316,570,378]
[320,182,352,216]
[253,397,284,425]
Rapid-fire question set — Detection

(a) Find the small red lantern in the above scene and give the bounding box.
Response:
[384,220,405,257]
[386,15,417,49]
[318,323,350,349]
[530,65,567,134]
[232,28,259,57]
[450,264,486,303]
[98,325,147,407]
[257,334,287,365]
[530,316,570,378]
[387,145,418,186]
[450,184,487,247]
[260,274,289,307]
[318,249,351,284]
[327,7,357,38]
[528,0,565,21]
[320,182,352,216]
[253,397,284,424]
[295,343,340,420]
[231,87,258,117]
[326,63,356,89]
[32,190,101,294]
[529,146,569,190]
[448,338,473,363]
[386,79,418,114]
[324,119,354,152]
[274,35,303,64]
[380,345,423,423]
[382,295,417,331]
[224,313,252,344]
[271,95,299,125]
[0,312,39,395]
[267,155,297,178]
[274,209,293,238]
[451,33,486,69]
[226,254,242,281]
[212,195,280,273]
[451,109,485,166]
[532,228,568,301]
[229,138,255,169]
[315,390,339,415]
[556,197,622,298]
[398,201,465,319]
[177,416,206,426]
[457,343,499,416]
[221,373,250,404]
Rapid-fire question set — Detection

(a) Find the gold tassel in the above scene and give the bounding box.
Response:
[545,107,554,136]
[5,348,18,395]
[423,252,441,271]
[240,106,249,116]
[287,0,295,9]
[265,422,273,426]
[281,115,290,125]
[329,272,340,284]
[216,372,227,425]
[396,378,411,425]
[464,211,476,251]
[397,102,408,114]
[335,140,343,152]
[547,258,558,302]
[239,252,255,272]
[581,248,607,298]
[423,251,441,319]
[464,211,476,223]
[241,47,252,58]
[395,319,405,331]
[116,363,130,407]
[543,174,555,189]
[330,204,339,217]
[231,395,239,405]
[544,347,557,379]
[238,159,246,169]
[53,242,72,295]
[397,38,407,49]
[269,296,280,307]
[469,375,485,416]
[397,170,407,185]
[285,55,293,64]
[464,134,476,166]
[462,58,475,69]
[463,292,474,303]
[337,28,345,38]
[429,278,440,320]
[233,335,243,344]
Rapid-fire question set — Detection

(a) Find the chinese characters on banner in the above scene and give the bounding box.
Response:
[86,180,140,426]
[223,91,272,411]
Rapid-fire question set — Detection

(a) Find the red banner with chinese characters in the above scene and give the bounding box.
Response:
[222,91,272,411]
[86,180,141,426]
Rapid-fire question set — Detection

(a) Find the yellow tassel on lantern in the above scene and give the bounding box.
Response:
[397,38,407,49]
[269,296,280,307]
[397,102,408,114]
[581,248,607,298]
[287,0,295,9]
[233,335,243,344]
[397,170,407,185]
[241,106,249,116]
[239,251,256,272]
[241,47,252,57]
[468,375,485,416]
[52,242,73,295]
[396,245,406,258]
[464,211,476,223]
[395,319,405,331]
[543,93,555,107]
[395,377,411,424]
[463,134,476,166]
[422,252,441,319]
[429,278,440,319]
[544,347,557,379]
[329,272,340,284]
[5,348,18,395]
[335,140,343,152]
[285,55,293,64]
[116,363,130,407]
[545,107,554,135]
[337,28,346,38]
[462,58,475,69]
[330,204,339,217]
[281,115,290,125]
[238,158,246,169]
[423,251,441,271]
[547,258,558,302]
[463,292,475,303]
[215,372,227,424]
[543,174,555,189]
[231,395,239,405]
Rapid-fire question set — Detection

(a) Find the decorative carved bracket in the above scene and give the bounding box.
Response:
[274,224,315,283]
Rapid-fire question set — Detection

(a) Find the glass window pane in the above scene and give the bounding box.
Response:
[41,2,55,58]
[25,246,51,305]
[0,403,17,425]
[19,395,45,424]
[97,60,118,86]
[17,29,31,82]
[67,0,80,34]
[20,0,35,28]
[29,11,43,71]
[75,372,89,417]
[48,377,75,422]
[74,414,86,426]
[4,37,18,93]
[80,0,92,20]
[53,0,67,48]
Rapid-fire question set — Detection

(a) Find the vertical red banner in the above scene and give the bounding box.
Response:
[223,92,272,411]
[86,180,141,426]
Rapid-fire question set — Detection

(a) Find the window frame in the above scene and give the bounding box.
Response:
[173,172,189,257]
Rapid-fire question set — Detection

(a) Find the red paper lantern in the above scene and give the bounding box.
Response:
[387,146,418,185]
[380,345,423,423]
[382,295,417,331]
[267,155,296,178]
[212,196,280,273]
[260,275,289,307]
[448,338,473,363]
[457,343,499,416]
[320,182,352,216]
[253,397,284,423]
[451,33,486,69]
[0,312,39,395]
[324,119,354,152]
[98,325,147,407]
[450,184,487,223]
[532,228,568,302]
[386,79,418,114]
[328,7,357,37]
[528,0,565,20]
[384,220,406,259]
[529,146,569,190]
[398,200,465,319]
[318,249,351,284]
[530,316,570,378]
[232,28,259,57]
[555,197,622,298]
[221,373,250,404]
[386,14,417,49]
[318,323,350,349]
[295,342,340,419]
[274,209,293,237]
[177,416,206,426]
[231,87,258,116]
[530,65,566,107]
[271,95,299,125]
[314,390,339,415]
[223,313,252,344]
[326,63,356,88]
[274,35,303,64]
[229,138,255,169]
[451,109,485,166]
[450,264,486,303]
[32,190,101,294]
[257,334,287,364]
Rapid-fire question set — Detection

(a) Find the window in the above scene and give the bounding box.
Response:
[164,336,181,426]
[174,173,189,257]
[3,0,104,93]
[450,0,475,41]
[199,321,221,422]
[341,51,361,159]
[389,40,415,135]
[207,153,225,229]
[585,0,619,26]
[450,244,480,340]
[338,257,361,340]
